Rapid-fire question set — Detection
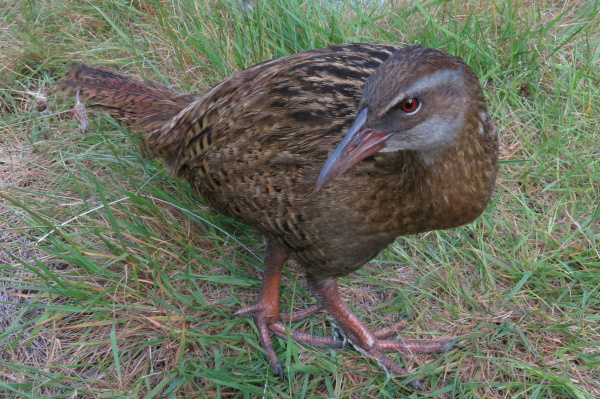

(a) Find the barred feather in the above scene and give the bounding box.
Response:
[56,43,497,281]
[56,63,195,146]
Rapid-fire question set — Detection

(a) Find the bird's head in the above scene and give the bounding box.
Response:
[315,46,486,191]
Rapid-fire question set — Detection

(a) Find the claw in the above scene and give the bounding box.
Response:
[448,340,465,351]
[271,363,285,380]
[411,379,425,391]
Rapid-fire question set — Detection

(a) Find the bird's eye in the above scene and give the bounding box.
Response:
[399,98,420,114]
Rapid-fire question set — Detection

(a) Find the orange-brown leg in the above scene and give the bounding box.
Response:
[233,242,458,387]
[232,240,289,377]
[232,242,339,377]
[312,281,460,390]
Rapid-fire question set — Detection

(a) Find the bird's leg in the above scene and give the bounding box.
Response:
[232,242,340,378]
[311,281,460,390]
[232,240,289,377]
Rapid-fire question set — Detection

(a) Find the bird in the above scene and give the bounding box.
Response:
[56,43,499,389]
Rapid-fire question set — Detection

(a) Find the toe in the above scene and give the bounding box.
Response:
[232,303,261,318]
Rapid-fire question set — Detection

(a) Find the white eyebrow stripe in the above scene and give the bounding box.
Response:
[381,69,464,115]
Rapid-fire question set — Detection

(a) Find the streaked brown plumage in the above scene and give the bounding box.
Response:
[57,43,498,389]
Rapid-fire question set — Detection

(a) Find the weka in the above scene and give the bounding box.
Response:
[57,43,498,389]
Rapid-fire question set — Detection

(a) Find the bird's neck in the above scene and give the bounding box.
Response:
[367,134,496,235]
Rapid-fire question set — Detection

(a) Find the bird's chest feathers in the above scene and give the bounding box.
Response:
[354,150,491,236]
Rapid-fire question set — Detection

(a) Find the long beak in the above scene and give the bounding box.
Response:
[315,108,394,191]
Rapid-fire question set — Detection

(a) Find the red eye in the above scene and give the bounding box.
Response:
[400,98,420,113]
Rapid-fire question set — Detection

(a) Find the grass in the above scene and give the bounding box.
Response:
[1,0,599,397]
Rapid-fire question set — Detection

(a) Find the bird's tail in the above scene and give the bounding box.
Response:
[55,63,197,164]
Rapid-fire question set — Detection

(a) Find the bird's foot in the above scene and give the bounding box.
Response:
[233,301,460,389]
[233,303,342,378]
[312,282,462,391]
[339,323,460,391]
[231,241,342,378]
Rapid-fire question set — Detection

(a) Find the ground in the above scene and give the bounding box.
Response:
[1,0,599,398]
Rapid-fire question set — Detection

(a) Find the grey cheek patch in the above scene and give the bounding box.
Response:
[380,112,465,154]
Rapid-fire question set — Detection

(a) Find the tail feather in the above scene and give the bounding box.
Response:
[59,65,203,166]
